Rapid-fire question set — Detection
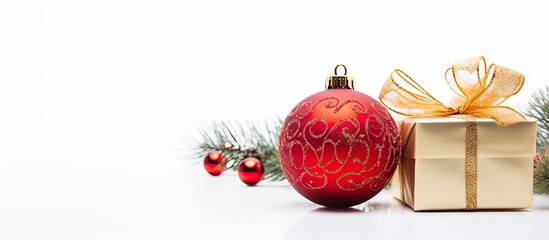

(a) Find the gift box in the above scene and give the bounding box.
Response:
[378,56,537,211]
[390,117,536,211]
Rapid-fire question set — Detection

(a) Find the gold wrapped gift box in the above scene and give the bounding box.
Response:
[390,117,536,211]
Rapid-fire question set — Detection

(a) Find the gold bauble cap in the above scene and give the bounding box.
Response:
[325,64,354,90]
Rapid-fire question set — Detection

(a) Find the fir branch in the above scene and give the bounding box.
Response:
[526,85,549,195]
[191,119,285,182]
[525,85,549,151]
[534,148,549,195]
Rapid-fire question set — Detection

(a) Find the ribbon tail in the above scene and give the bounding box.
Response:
[467,106,527,126]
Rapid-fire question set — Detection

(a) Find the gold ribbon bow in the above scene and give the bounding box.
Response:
[379,56,526,126]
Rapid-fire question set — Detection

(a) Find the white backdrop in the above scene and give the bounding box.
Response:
[1,0,548,239]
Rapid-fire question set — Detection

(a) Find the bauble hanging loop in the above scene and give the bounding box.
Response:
[325,64,354,89]
[334,64,347,75]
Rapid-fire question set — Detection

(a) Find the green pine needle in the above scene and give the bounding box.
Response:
[191,119,285,182]
[526,85,549,195]
[526,86,549,151]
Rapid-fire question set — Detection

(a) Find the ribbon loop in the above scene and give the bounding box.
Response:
[446,56,487,100]
[380,70,456,117]
[379,56,526,126]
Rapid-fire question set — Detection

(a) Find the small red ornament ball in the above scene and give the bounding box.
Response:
[278,88,401,208]
[203,151,226,176]
[238,157,264,186]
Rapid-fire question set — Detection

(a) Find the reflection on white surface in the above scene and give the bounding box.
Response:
[282,188,549,240]
[283,206,393,240]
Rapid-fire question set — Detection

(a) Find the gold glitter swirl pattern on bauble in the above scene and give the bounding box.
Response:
[278,89,401,208]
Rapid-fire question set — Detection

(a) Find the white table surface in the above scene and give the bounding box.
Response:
[179,165,549,240]
[3,133,547,240]
[2,1,549,239]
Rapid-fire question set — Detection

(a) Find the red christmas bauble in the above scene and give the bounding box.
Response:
[203,151,226,176]
[238,157,264,186]
[278,65,401,208]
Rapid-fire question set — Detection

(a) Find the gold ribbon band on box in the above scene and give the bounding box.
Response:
[456,115,478,210]
[398,115,479,210]
[379,56,526,210]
